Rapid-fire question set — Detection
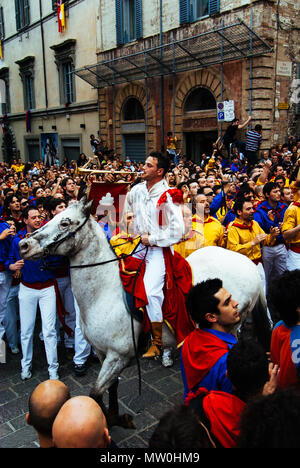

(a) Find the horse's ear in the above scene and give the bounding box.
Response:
[80,196,93,217]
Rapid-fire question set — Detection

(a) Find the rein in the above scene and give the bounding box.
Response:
[40,213,147,396]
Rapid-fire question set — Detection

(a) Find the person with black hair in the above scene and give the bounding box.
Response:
[181,278,240,402]
[227,199,280,272]
[124,152,185,361]
[223,116,251,159]
[245,124,263,168]
[236,387,300,448]
[268,269,300,389]
[3,193,24,232]
[186,339,278,448]
[148,404,216,449]
[26,380,70,448]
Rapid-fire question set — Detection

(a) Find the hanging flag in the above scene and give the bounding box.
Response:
[57,1,66,33]
[26,110,31,133]
[0,40,3,60]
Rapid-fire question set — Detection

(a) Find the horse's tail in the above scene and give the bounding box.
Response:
[251,286,272,351]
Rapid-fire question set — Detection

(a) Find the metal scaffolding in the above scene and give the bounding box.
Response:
[73,19,272,89]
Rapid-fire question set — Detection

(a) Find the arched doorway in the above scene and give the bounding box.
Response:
[121,96,146,162]
[183,87,217,162]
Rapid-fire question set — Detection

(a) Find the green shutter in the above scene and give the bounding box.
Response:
[0,7,5,39]
[116,0,124,46]
[24,0,30,26]
[209,0,220,15]
[179,0,190,24]
[135,0,142,39]
[15,0,21,30]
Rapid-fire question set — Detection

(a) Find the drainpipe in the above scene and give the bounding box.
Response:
[39,0,48,109]
[159,0,165,151]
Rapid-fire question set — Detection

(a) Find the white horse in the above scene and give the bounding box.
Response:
[19,198,271,425]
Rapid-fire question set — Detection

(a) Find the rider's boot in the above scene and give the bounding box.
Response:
[142,321,162,359]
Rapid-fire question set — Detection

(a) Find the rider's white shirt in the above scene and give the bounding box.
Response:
[125,179,184,248]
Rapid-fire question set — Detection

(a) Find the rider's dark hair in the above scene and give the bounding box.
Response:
[236,387,300,448]
[149,151,170,177]
[186,278,222,328]
[267,270,300,327]
[149,405,215,449]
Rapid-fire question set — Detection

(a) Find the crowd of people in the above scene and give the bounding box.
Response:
[1,125,300,448]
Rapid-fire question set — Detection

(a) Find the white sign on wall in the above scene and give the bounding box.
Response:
[276,61,292,77]
[217,100,235,122]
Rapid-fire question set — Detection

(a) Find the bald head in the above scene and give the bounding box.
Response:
[52,396,110,448]
[27,380,70,438]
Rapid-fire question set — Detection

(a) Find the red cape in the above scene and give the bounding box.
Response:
[181,328,230,390]
[119,248,194,346]
[187,387,245,448]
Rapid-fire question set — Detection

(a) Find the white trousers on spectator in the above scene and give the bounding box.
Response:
[4,284,19,350]
[262,244,287,292]
[56,276,76,348]
[73,294,91,365]
[19,283,58,375]
[287,250,300,271]
[0,271,12,340]
[133,246,166,323]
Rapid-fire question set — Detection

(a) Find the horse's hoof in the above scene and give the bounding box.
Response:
[108,413,135,429]
[89,390,104,409]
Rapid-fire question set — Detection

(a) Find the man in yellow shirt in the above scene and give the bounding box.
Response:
[11,158,25,173]
[227,199,280,290]
[282,201,300,270]
[192,194,224,247]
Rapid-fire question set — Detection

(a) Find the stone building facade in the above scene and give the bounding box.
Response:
[0,0,299,163]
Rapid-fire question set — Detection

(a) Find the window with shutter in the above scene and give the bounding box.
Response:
[50,39,76,106]
[15,56,35,110]
[116,0,142,46]
[179,0,219,24]
[15,0,30,31]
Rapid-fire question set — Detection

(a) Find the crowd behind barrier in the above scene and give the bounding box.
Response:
[1,129,300,449]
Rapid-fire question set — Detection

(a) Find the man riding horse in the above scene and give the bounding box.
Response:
[123,151,192,361]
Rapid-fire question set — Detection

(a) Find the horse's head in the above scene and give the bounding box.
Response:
[19,197,93,260]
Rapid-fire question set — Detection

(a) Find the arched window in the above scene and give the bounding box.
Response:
[123,97,145,121]
[184,87,216,112]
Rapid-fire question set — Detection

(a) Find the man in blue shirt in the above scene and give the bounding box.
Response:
[181,278,240,403]
[7,206,67,381]
[254,182,288,297]
[0,219,14,357]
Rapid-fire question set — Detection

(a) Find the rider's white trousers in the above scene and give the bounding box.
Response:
[134,246,166,322]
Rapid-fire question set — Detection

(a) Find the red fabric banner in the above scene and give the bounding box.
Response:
[88,182,129,223]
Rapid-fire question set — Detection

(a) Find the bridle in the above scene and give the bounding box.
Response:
[40,212,148,394]
[41,214,148,268]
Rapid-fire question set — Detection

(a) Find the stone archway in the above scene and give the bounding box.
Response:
[171,68,229,151]
[114,82,156,155]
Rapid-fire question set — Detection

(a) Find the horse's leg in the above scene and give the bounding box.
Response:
[89,350,134,428]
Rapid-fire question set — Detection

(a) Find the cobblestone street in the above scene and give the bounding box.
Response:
[0,328,183,449]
